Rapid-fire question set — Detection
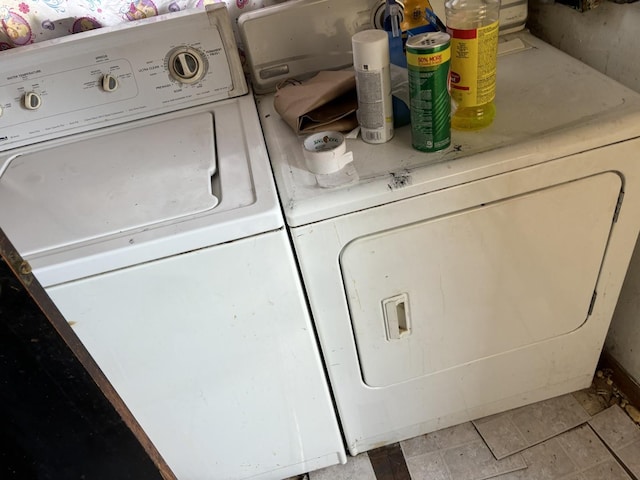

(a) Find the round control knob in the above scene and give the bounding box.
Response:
[23,91,42,110]
[168,47,206,84]
[102,73,119,92]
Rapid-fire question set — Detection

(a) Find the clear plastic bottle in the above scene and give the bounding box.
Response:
[445,0,500,130]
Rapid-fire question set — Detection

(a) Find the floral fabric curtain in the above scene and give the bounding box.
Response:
[0,0,286,50]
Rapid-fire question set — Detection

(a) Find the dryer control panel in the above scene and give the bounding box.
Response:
[239,0,527,94]
[0,4,246,152]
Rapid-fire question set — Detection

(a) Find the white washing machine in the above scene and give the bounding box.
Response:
[241,0,640,456]
[0,6,345,479]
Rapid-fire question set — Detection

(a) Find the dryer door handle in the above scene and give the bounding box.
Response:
[382,293,411,341]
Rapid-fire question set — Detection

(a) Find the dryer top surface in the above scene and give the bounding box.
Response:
[258,31,640,227]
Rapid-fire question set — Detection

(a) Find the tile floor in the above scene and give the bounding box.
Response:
[298,374,640,480]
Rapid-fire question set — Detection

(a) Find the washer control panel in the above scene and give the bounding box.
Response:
[0,4,246,151]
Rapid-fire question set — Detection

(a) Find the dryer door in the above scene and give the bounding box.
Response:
[341,172,621,387]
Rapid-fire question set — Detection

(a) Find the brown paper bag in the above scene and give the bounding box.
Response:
[273,70,358,134]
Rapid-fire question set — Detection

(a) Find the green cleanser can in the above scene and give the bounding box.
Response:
[406,31,451,152]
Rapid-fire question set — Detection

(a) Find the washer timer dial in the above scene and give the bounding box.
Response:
[167,46,207,84]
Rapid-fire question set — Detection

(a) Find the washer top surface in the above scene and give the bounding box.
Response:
[0,93,282,287]
[0,5,281,287]
[257,31,640,227]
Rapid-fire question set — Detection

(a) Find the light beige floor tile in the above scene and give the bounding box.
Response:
[588,404,640,450]
[580,458,632,480]
[307,452,375,480]
[518,438,578,480]
[561,474,586,480]
[473,394,590,459]
[490,425,632,480]
[405,451,451,480]
[472,413,530,459]
[429,422,480,449]
[589,405,640,479]
[401,422,526,480]
[442,439,527,480]
[401,432,440,458]
[555,423,611,469]
[617,441,640,479]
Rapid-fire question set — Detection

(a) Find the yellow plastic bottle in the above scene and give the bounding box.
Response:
[400,0,431,31]
[445,0,500,130]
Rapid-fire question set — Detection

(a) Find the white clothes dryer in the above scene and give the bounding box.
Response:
[248,3,640,456]
[0,6,345,479]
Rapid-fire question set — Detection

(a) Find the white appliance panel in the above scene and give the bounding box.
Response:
[47,229,345,480]
[0,4,246,151]
[290,149,640,454]
[239,0,528,93]
[251,0,640,461]
[0,93,280,288]
[1,113,218,254]
[342,172,620,387]
[1,6,346,478]
[256,31,640,227]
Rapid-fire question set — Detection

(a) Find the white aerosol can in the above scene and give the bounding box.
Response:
[352,29,394,144]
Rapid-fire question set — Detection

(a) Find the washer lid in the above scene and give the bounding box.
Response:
[0,112,217,256]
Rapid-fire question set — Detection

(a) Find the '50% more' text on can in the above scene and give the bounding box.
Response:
[407,31,451,152]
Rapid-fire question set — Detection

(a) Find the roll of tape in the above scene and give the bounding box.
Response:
[302,131,353,175]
